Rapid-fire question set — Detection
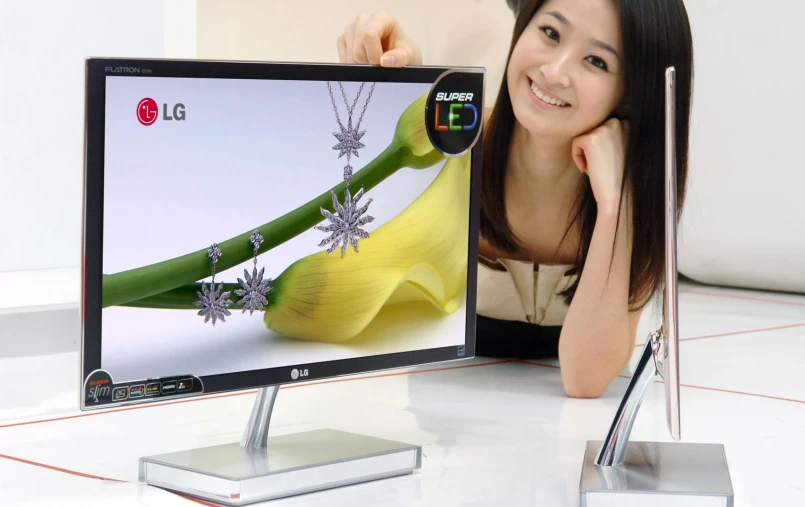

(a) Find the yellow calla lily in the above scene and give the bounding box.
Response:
[264,153,471,342]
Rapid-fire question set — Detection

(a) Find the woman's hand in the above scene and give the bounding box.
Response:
[571,118,629,216]
[336,10,422,67]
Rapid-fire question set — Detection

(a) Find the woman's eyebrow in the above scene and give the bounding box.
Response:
[544,11,620,59]
[545,11,570,25]
[591,39,619,59]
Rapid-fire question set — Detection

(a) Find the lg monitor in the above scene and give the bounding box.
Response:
[80,57,484,505]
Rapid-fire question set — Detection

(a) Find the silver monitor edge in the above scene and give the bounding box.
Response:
[664,66,681,441]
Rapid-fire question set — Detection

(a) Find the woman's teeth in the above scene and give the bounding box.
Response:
[530,81,569,107]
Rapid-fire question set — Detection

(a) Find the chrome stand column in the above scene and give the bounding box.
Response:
[240,386,278,449]
[595,331,662,466]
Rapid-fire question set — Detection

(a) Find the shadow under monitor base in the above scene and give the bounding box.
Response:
[139,429,422,506]
[580,440,734,507]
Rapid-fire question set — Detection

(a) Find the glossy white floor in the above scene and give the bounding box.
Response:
[1,278,804,507]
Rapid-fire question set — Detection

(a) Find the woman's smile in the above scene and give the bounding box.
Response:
[528,77,571,109]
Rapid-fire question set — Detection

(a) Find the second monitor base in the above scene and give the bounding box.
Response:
[580,440,734,507]
[139,429,422,506]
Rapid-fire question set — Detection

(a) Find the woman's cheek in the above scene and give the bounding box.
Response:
[581,89,616,122]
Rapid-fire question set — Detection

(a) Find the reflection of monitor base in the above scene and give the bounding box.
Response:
[579,440,734,506]
[138,386,421,505]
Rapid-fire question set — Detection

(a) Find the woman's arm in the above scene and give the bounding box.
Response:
[560,118,640,398]
[558,194,640,398]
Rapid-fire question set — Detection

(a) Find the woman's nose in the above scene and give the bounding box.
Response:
[540,62,571,88]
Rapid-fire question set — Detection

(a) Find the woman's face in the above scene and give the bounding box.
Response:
[506,0,624,141]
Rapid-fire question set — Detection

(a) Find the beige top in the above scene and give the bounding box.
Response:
[476,255,578,327]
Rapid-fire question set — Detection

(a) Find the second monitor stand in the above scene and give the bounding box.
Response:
[578,330,734,506]
[139,386,423,506]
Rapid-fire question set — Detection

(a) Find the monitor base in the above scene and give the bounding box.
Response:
[139,428,422,506]
[580,440,734,507]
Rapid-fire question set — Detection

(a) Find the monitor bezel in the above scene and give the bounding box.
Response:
[80,57,483,409]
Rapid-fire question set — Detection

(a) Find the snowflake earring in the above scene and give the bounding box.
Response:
[194,243,233,325]
[234,230,272,315]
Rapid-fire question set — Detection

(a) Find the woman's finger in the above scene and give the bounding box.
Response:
[572,138,589,173]
[336,33,347,63]
[344,22,356,63]
[352,15,371,63]
[361,16,390,65]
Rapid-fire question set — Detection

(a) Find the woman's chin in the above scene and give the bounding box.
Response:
[513,111,573,139]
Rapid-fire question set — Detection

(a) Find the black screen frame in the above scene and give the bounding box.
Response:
[80,57,483,408]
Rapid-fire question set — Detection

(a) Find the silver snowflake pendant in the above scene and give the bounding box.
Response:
[316,185,374,258]
[332,116,366,159]
[234,266,272,315]
[194,282,233,325]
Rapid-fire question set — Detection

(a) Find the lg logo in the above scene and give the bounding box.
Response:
[290,368,309,380]
[137,97,186,126]
[137,98,158,126]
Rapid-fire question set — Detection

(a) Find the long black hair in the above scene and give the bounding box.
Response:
[480,0,694,311]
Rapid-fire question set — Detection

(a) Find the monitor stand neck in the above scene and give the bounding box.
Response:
[595,330,665,466]
[240,386,279,449]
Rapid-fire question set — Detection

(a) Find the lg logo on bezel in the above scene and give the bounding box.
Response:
[290,368,309,380]
[137,97,186,126]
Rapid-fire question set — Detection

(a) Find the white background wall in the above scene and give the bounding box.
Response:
[678,0,805,294]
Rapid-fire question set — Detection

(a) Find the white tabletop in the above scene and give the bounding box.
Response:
[1,280,804,506]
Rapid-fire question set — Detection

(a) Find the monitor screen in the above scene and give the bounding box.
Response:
[81,59,483,409]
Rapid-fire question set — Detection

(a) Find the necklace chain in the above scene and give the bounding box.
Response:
[342,82,364,116]
[327,81,375,130]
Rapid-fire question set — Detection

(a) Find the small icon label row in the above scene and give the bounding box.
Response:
[84,371,201,407]
[108,379,194,402]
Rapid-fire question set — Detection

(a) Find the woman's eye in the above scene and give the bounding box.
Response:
[540,26,559,42]
[586,56,608,71]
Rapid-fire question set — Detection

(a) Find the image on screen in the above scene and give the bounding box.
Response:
[98,75,472,383]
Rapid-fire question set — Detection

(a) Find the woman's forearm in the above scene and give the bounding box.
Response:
[558,198,635,398]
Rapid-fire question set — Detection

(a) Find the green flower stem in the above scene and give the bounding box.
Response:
[119,251,303,310]
[120,282,240,309]
[102,140,444,309]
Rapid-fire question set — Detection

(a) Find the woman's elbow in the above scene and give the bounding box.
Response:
[562,376,610,399]
[560,363,625,398]
[559,340,632,398]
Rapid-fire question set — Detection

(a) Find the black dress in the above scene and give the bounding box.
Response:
[476,314,561,359]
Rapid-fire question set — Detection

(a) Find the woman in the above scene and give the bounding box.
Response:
[336,0,693,398]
